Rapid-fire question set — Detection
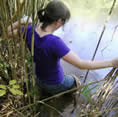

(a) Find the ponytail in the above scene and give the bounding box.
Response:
[37,1,71,30]
[37,9,45,22]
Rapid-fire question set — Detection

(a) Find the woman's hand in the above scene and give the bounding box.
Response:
[7,16,32,38]
[111,57,118,68]
[21,16,32,25]
[8,16,32,32]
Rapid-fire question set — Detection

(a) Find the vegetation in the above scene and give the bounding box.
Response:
[63,0,118,19]
[0,0,118,117]
[0,0,50,116]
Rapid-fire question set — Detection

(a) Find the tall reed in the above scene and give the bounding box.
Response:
[0,0,49,116]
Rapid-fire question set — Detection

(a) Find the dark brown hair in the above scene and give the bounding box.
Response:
[37,0,71,30]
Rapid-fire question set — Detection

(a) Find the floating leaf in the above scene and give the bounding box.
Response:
[0,90,6,96]
[13,85,20,89]
[9,80,16,85]
[0,85,6,90]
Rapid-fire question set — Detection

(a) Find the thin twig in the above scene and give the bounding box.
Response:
[39,101,63,116]
[12,107,26,117]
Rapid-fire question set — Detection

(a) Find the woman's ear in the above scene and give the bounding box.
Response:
[57,18,63,24]
[55,18,63,27]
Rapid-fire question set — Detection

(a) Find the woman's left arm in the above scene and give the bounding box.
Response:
[62,50,118,70]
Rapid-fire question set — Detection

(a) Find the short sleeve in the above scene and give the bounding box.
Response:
[21,25,32,38]
[51,37,70,58]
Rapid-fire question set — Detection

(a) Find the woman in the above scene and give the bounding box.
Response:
[8,0,118,95]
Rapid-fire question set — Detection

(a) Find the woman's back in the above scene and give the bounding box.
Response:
[23,25,70,84]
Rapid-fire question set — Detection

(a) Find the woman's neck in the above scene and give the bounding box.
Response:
[42,24,56,33]
[36,24,56,37]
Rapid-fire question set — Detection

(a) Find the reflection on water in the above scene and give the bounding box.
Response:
[62,0,118,20]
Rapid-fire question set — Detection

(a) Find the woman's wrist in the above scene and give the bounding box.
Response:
[111,58,118,68]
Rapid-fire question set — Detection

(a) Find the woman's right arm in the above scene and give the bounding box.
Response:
[7,16,32,38]
[62,51,118,70]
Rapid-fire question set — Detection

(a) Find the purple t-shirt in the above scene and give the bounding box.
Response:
[22,25,70,84]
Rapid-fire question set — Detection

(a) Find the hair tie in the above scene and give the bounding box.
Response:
[41,9,46,16]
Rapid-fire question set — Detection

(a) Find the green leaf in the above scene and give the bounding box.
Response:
[13,85,20,89]
[9,88,17,95]
[0,37,3,42]
[9,88,23,96]
[84,85,99,95]
[26,56,32,63]
[84,95,92,104]
[15,90,23,96]
[9,80,16,85]
[82,85,89,94]
[0,63,3,68]
[0,85,6,90]
[0,90,6,96]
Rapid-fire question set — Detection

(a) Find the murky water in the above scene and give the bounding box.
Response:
[54,7,118,82]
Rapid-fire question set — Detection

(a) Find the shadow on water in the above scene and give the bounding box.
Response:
[37,86,89,117]
[39,94,75,117]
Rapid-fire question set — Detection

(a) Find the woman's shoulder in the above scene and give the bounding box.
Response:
[48,34,66,47]
[47,35,64,45]
[49,34,61,41]
[22,24,32,33]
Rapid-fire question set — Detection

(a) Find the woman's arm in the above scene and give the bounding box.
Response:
[7,16,32,38]
[62,51,118,70]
